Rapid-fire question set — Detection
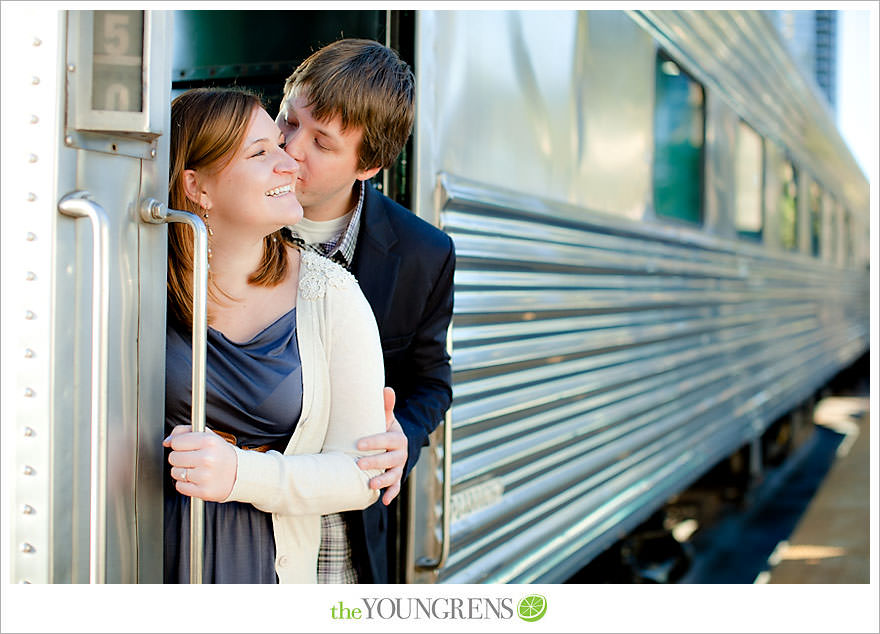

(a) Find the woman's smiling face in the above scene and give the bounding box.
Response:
[195,106,302,240]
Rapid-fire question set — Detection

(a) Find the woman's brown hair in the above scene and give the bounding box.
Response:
[167,87,292,328]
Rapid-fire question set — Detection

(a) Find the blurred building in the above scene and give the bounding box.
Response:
[768,10,838,114]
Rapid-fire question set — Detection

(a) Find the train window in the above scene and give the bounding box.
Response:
[809,180,822,257]
[652,50,705,225]
[777,158,799,251]
[843,206,853,267]
[827,195,839,264]
[734,120,764,240]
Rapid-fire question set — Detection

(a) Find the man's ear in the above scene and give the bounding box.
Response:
[355,165,382,183]
[182,169,210,210]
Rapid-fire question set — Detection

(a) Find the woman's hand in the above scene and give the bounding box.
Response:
[163,425,238,502]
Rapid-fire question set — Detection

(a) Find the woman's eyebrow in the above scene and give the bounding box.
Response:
[244,136,271,148]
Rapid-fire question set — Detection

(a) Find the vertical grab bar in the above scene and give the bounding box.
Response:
[416,320,453,571]
[58,191,110,584]
[141,198,208,584]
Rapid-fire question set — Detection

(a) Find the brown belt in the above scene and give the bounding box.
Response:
[212,429,272,453]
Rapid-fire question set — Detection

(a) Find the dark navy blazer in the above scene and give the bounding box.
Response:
[345,181,455,583]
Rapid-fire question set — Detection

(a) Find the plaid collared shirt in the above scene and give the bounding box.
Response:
[286,180,365,271]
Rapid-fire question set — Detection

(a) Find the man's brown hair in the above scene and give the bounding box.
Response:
[283,38,415,171]
[168,87,290,328]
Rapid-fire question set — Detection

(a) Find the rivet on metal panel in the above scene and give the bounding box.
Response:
[25,310,35,320]
[23,504,36,515]
[26,271,36,281]
[30,115,39,124]
[27,192,36,201]
[31,76,40,85]
[24,427,36,437]
[67,64,76,72]
[21,543,36,553]
[28,153,38,163]
[23,466,35,476]
[33,37,42,46]
[24,388,35,397]
[24,349,35,358]
[150,148,156,158]
[26,232,36,241]
[65,136,73,146]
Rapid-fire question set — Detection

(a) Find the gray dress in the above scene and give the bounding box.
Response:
[164,308,302,583]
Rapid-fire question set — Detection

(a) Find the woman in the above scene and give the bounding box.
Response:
[163,87,386,583]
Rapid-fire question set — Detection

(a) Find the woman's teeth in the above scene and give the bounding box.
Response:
[266,184,291,197]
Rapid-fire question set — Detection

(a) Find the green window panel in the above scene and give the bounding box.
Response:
[778,159,799,251]
[652,51,705,225]
[809,180,822,257]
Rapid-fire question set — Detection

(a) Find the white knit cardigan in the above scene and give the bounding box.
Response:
[222,250,385,583]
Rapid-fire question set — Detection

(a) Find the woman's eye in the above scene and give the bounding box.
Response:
[315,139,328,150]
[251,149,266,158]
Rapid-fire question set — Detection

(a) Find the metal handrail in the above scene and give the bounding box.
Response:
[58,191,110,584]
[416,321,454,571]
[141,198,208,584]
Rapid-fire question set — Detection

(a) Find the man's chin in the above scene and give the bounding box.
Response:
[294,193,314,210]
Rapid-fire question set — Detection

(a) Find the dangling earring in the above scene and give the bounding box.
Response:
[201,211,215,237]
[199,200,214,263]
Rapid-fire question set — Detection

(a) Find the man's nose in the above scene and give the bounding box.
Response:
[283,130,305,161]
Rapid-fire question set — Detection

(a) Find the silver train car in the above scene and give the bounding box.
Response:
[4,9,868,584]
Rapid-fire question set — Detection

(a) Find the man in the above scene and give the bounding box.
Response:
[277,39,455,583]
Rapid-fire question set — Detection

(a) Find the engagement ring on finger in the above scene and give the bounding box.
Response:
[181,468,188,482]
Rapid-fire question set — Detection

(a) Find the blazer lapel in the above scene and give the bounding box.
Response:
[353,183,400,331]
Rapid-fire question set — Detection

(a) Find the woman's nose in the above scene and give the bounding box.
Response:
[276,151,298,175]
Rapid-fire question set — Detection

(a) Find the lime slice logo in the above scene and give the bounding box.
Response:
[517,594,547,622]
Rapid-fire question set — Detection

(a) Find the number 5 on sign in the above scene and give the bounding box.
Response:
[102,12,130,56]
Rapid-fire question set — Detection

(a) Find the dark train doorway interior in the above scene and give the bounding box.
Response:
[172,10,415,211]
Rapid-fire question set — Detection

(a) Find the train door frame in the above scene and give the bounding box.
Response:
[5,7,173,583]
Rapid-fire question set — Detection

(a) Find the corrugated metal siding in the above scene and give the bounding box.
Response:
[430,173,868,583]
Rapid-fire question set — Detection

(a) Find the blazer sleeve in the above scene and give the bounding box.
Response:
[224,279,386,516]
[396,236,456,481]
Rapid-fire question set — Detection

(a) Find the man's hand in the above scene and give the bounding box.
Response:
[357,387,408,505]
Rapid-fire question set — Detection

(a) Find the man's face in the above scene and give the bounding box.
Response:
[277,93,379,220]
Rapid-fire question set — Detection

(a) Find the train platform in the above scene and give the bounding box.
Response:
[669,364,872,585]
[763,396,871,584]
